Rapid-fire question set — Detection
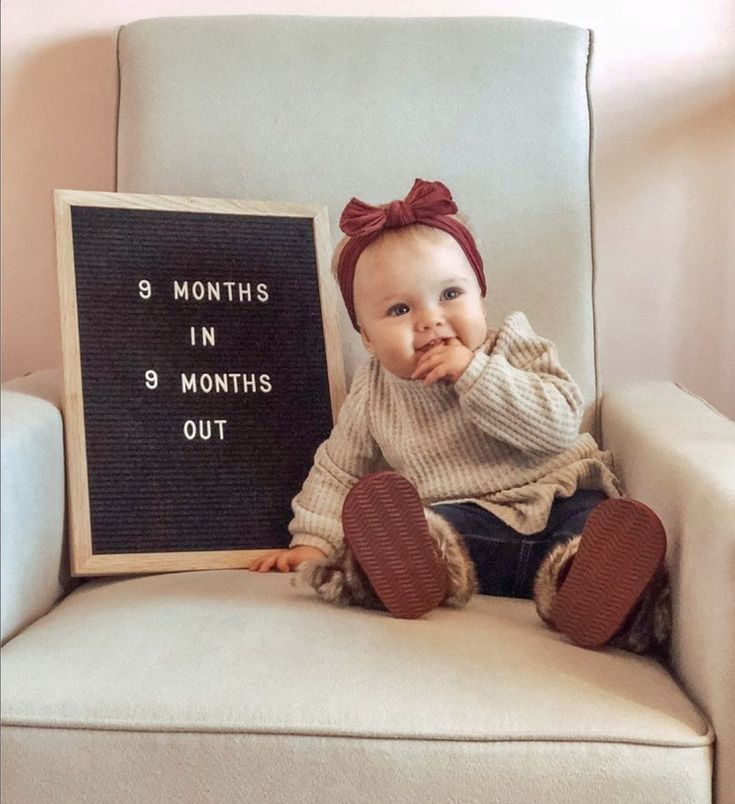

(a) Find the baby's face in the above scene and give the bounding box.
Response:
[353,229,488,379]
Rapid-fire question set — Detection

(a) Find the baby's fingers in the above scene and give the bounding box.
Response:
[276,552,294,572]
[252,555,270,572]
[411,352,444,380]
[251,551,279,572]
[422,363,451,385]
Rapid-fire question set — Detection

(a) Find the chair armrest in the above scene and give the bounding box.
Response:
[1,370,71,644]
[601,381,734,804]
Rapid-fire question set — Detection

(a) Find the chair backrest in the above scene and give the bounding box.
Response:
[117,15,596,429]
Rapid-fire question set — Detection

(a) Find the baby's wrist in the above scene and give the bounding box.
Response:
[294,545,327,556]
[289,536,331,556]
[453,351,488,393]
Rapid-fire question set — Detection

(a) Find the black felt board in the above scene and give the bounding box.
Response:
[68,203,333,556]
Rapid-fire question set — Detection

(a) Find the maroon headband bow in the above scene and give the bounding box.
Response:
[336,179,486,331]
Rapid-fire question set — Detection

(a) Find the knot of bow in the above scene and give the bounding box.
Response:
[339,179,459,237]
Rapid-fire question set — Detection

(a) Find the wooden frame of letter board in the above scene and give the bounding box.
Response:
[55,190,345,576]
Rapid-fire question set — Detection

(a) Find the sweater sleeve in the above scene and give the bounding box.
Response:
[453,312,584,454]
[288,360,383,555]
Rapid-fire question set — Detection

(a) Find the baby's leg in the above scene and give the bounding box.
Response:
[430,501,542,599]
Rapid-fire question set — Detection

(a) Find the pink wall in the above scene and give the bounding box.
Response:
[3,0,734,417]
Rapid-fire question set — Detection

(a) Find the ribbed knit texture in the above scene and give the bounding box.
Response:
[289,312,622,556]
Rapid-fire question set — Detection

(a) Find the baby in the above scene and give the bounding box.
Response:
[250,179,670,654]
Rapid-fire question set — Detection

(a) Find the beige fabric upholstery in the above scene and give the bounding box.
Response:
[601,381,735,804]
[0,729,712,804]
[1,371,70,645]
[2,570,712,803]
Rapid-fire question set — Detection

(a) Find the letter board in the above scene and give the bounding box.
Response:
[55,191,344,575]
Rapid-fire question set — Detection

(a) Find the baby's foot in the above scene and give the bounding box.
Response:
[342,471,447,619]
[536,498,667,649]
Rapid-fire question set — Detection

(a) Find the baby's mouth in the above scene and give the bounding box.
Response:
[417,338,445,353]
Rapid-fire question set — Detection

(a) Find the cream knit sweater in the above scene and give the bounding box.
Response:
[289,312,622,556]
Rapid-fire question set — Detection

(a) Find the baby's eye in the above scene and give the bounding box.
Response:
[441,287,464,301]
[388,303,410,317]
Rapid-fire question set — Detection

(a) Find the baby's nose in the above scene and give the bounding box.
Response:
[416,308,445,329]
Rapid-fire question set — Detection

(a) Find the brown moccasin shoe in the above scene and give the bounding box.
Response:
[342,471,447,619]
[550,498,667,648]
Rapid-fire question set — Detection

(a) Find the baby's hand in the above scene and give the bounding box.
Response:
[411,337,474,385]
[248,546,327,573]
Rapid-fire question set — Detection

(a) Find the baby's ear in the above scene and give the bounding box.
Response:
[358,325,375,355]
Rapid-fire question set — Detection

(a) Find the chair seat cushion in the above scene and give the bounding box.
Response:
[1,570,712,802]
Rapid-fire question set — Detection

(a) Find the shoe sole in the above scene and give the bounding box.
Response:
[342,471,447,619]
[550,498,667,648]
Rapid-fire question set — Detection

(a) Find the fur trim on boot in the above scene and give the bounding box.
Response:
[608,566,671,656]
[532,535,672,656]
[294,507,477,612]
[533,536,581,628]
[293,541,385,611]
[424,508,478,608]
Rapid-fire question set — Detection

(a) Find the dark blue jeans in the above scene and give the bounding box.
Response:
[432,490,607,599]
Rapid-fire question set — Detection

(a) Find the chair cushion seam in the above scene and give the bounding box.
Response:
[0,721,714,748]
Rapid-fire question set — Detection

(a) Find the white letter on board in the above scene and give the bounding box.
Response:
[190,327,216,346]
[183,419,226,440]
